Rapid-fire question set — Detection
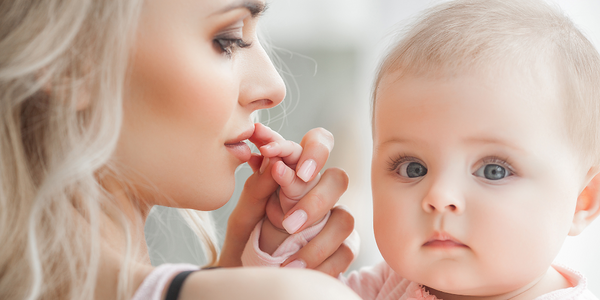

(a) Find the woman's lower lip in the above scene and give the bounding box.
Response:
[423,240,468,248]
[225,142,251,162]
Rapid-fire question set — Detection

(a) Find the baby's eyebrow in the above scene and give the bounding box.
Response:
[464,136,526,154]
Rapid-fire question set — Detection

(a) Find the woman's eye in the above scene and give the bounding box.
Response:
[397,162,428,178]
[474,164,510,180]
[213,38,251,57]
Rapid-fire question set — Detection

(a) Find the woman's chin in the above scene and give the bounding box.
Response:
[169,177,235,211]
[199,184,236,211]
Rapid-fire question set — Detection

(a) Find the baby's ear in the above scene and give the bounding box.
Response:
[570,166,600,236]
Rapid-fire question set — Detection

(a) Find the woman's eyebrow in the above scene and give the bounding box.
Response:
[213,1,268,17]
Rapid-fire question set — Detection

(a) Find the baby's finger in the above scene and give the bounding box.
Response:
[273,161,320,199]
[260,140,303,168]
[296,128,334,182]
[249,123,284,148]
[282,206,355,272]
[281,167,348,234]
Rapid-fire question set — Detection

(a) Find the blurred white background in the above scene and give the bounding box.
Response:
[146,0,600,294]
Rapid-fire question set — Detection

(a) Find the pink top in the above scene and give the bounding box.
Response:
[340,262,598,300]
[242,220,598,300]
[131,263,199,300]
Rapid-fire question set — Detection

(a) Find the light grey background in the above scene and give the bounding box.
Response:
[146,0,600,294]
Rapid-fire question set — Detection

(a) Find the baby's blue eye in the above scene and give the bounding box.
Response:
[474,164,509,180]
[398,162,427,178]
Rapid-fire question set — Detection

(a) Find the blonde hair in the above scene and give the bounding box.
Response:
[373,0,600,164]
[0,1,217,299]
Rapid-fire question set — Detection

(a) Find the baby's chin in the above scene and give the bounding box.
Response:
[401,267,500,298]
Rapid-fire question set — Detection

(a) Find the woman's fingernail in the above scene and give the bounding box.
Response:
[282,209,307,234]
[297,159,316,182]
[284,260,306,269]
[259,157,269,174]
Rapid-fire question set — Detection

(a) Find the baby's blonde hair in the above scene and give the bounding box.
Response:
[373,0,600,165]
[0,1,217,299]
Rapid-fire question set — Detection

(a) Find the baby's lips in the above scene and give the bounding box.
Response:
[423,231,468,247]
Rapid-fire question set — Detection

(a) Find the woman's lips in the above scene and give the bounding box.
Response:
[225,126,255,163]
[225,141,251,162]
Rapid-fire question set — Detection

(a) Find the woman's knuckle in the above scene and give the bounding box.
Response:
[337,211,355,234]
[309,193,327,210]
[341,244,355,262]
[310,243,329,263]
[324,168,349,190]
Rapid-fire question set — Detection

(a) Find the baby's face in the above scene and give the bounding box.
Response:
[371,73,587,296]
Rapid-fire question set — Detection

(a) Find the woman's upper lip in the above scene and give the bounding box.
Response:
[225,125,255,145]
[424,231,467,246]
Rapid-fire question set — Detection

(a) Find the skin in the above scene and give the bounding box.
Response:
[119,0,284,210]
[371,72,600,300]
[94,0,359,299]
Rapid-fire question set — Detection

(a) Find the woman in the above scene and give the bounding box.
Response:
[0,0,359,299]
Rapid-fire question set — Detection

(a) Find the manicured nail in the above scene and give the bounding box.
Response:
[259,157,269,174]
[297,159,316,182]
[284,260,306,269]
[282,209,307,234]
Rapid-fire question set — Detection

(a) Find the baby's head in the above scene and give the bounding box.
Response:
[370,0,600,297]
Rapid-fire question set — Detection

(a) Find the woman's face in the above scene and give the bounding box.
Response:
[117,0,284,210]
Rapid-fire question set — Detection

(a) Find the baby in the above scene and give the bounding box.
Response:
[243,0,600,299]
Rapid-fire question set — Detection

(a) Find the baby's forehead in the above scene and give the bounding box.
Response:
[375,62,562,110]
[373,68,568,139]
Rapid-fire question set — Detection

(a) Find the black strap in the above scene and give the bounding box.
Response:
[165,270,196,300]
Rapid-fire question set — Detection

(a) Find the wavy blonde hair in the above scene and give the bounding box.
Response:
[0,1,217,299]
[373,0,600,165]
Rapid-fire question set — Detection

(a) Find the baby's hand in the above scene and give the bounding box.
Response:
[250,123,323,232]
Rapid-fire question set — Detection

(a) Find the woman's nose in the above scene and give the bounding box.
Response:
[421,177,465,214]
[238,41,286,110]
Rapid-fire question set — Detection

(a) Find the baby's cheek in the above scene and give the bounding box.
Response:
[373,210,405,263]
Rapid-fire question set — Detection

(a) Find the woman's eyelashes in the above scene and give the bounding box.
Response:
[213,36,252,57]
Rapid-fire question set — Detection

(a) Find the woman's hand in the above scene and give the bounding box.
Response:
[219,124,357,277]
